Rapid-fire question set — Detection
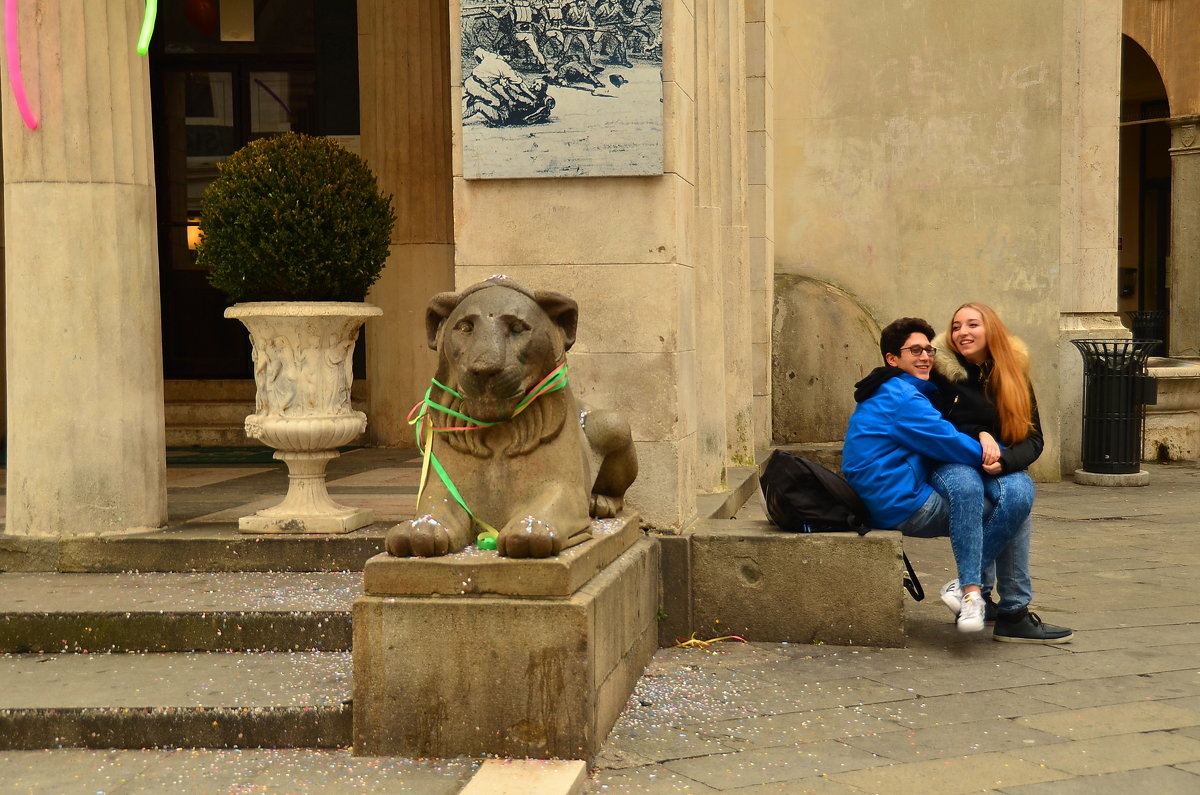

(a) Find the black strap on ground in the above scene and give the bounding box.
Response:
[903,552,924,601]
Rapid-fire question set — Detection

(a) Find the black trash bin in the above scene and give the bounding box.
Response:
[1071,339,1159,474]
[1126,310,1168,357]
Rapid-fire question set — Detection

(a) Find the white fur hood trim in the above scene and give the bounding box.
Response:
[932,333,1029,383]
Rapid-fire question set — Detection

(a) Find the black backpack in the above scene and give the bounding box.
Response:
[759,449,924,601]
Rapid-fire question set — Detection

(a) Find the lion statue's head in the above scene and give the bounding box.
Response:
[425,277,579,456]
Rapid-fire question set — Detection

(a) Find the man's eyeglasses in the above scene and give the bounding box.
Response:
[897,345,937,357]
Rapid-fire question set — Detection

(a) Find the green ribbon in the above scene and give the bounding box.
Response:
[410,363,569,541]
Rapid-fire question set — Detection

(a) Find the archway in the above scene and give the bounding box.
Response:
[1118,35,1170,351]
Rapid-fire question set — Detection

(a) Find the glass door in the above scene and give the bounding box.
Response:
[153,65,316,378]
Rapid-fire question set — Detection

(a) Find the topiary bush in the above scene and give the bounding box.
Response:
[198,132,396,302]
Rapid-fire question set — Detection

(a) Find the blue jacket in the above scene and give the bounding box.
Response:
[842,367,983,529]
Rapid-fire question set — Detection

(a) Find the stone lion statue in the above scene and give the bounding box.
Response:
[385,277,638,558]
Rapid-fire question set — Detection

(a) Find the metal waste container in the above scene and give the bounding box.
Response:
[1071,339,1159,474]
[1126,310,1168,357]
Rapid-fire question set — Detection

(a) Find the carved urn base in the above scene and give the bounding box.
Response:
[226,302,383,535]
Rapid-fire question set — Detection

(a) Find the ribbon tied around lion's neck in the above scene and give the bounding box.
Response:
[407,362,570,543]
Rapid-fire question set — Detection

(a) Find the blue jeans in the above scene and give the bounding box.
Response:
[897,464,1033,589]
[982,476,1034,612]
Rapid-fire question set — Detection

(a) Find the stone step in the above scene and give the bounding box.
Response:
[165,400,256,426]
[166,425,264,449]
[165,400,370,429]
[0,526,389,573]
[0,572,359,653]
[0,651,352,749]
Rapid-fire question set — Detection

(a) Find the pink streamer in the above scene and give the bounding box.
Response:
[5,0,38,130]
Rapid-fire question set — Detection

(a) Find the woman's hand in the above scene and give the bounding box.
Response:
[982,460,1003,475]
[979,431,1001,466]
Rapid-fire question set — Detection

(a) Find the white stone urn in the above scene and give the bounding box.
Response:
[225,302,383,533]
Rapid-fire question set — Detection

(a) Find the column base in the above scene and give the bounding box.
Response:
[239,508,374,534]
[1073,469,1150,487]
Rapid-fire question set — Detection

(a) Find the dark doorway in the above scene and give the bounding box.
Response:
[150,0,360,379]
[1118,36,1171,351]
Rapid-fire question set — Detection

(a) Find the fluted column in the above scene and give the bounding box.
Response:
[1169,115,1200,357]
[358,0,455,445]
[2,0,166,536]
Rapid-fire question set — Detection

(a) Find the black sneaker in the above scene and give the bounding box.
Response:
[993,611,1073,644]
[983,594,998,623]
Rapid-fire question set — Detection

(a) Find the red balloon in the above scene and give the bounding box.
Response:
[185,0,219,38]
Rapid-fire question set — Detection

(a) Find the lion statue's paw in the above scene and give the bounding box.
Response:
[385,515,469,557]
[590,493,624,519]
[496,515,564,558]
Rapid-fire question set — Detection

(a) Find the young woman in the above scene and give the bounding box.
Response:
[931,302,1073,643]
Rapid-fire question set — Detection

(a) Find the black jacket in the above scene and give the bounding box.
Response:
[930,334,1043,474]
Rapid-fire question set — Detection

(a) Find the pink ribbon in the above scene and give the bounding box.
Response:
[4,0,38,130]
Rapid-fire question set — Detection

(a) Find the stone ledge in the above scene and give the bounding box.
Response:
[362,513,641,598]
[660,519,906,648]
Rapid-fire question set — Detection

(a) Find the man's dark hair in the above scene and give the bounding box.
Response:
[879,317,935,361]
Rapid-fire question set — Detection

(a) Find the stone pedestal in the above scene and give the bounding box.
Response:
[1143,357,1200,461]
[352,514,658,760]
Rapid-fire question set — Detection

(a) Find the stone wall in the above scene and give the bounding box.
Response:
[447,1,759,530]
[772,0,1122,479]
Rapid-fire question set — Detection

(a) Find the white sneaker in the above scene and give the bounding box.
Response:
[940,579,962,616]
[957,592,986,633]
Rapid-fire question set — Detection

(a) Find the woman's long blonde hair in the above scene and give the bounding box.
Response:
[947,302,1033,445]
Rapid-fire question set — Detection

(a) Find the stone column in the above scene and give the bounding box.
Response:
[745,0,775,450]
[2,0,166,536]
[358,0,455,445]
[1168,115,1200,358]
[1055,0,1123,475]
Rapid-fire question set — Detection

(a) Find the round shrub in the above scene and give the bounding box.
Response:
[198,132,396,302]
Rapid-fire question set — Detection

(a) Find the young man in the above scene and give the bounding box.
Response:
[842,317,1032,634]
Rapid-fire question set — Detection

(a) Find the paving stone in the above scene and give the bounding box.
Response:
[1063,605,1200,631]
[583,764,718,793]
[1045,623,1200,653]
[1008,730,1200,776]
[1013,700,1200,740]
[598,724,742,764]
[855,688,1065,729]
[706,705,909,748]
[706,778,865,794]
[1011,669,1200,709]
[826,750,1070,794]
[870,659,1065,697]
[840,716,1064,762]
[996,763,1200,794]
[1016,647,1199,681]
[662,741,888,789]
[727,675,915,714]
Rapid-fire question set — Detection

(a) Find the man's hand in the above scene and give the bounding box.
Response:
[979,431,1001,466]
[982,460,1003,475]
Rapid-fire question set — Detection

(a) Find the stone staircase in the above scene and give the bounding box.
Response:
[0,531,385,750]
[164,380,369,448]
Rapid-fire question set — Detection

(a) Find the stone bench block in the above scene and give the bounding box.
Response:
[685,519,905,648]
[352,523,659,761]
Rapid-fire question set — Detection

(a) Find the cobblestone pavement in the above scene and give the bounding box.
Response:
[1,461,1198,793]
[585,462,1200,793]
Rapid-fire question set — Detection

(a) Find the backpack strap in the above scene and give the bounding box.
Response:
[902,552,924,601]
